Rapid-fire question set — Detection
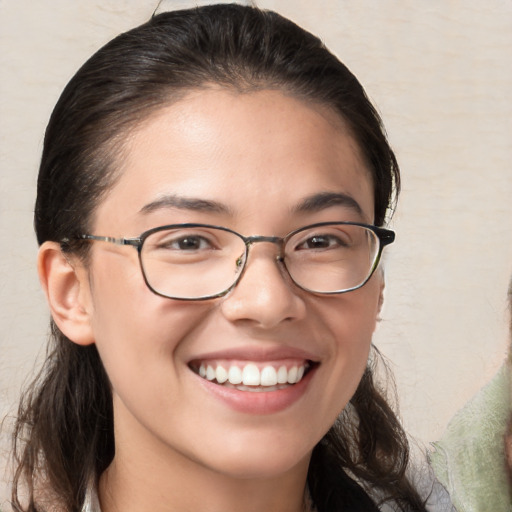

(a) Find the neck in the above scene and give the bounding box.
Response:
[99,403,311,512]
[99,455,311,512]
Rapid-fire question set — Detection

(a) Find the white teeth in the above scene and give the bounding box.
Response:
[206,365,216,381]
[276,365,288,384]
[287,366,298,384]
[260,366,278,386]
[242,363,260,386]
[197,362,309,387]
[216,365,228,383]
[228,366,243,385]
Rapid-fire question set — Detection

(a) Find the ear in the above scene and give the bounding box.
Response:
[374,269,385,327]
[38,241,95,346]
[377,278,385,317]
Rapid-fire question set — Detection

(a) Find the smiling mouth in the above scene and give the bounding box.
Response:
[190,360,315,392]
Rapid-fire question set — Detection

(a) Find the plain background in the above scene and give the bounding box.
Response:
[1,0,511,504]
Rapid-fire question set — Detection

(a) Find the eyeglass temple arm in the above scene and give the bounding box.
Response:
[78,234,141,247]
[375,228,395,247]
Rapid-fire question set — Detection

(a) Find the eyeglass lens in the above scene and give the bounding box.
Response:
[140,224,380,300]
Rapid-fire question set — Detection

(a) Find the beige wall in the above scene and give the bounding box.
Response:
[1,0,511,503]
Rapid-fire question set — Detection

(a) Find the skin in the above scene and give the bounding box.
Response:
[40,88,384,512]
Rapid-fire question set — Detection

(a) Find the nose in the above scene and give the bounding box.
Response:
[220,243,306,329]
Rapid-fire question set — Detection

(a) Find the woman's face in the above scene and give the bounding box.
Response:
[81,88,383,480]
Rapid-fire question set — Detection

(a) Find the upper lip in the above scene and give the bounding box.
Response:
[187,345,322,364]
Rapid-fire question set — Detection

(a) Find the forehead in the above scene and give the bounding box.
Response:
[96,88,374,231]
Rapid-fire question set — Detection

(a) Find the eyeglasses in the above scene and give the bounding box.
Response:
[77,222,395,301]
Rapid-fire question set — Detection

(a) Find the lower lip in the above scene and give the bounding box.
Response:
[194,366,317,415]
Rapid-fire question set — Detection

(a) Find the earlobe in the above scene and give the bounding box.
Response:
[38,241,95,346]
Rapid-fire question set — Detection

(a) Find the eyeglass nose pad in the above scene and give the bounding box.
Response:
[235,241,286,277]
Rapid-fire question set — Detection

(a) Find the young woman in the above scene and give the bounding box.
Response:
[11,4,443,511]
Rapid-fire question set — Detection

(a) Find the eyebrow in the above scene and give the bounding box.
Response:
[293,192,364,216]
[140,195,232,215]
[139,191,363,218]
[140,195,235,214]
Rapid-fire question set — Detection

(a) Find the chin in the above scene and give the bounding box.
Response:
[217,456,310,481]
[196,439,313,480]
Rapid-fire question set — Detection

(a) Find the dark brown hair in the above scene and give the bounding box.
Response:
[12,5,426,511]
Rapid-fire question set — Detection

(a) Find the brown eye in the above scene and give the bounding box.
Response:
[153,231,218,252]
[169,236,210,251]
[296,234,347,250]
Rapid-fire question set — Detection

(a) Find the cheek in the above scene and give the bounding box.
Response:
[88,285,216,444]
[341,283,382,366]
[323,277,382,349]
[86,254,210,389]
[316,278,382,406]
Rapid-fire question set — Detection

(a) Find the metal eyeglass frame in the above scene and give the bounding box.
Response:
[76,221,395,301]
